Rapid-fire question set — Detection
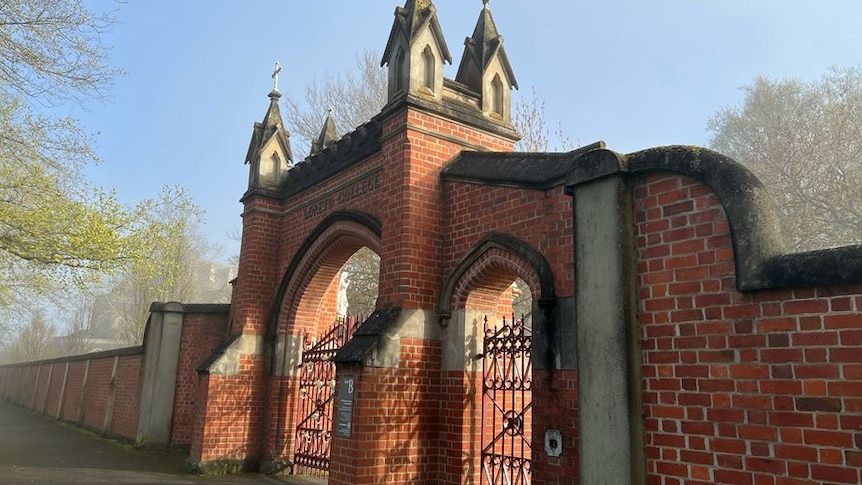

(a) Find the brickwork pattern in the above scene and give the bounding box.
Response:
[172,311,230,445]
[44,362,64,417]
[531,369,580,485]
[443,183,574,298]
[0,353,143,441]
[329,338,442,485]
[636,174,862,485]
[107,354,142,439]
[196,354,267,463]
[82,358,113,430]
[60,361,85,422]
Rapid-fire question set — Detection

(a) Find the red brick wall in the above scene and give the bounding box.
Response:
[438,370,483,484]
[106,354,142,439]
[232,196,283,337]
[329,337,442,485]
[82,358,114,430]
[0,352,143,441]
[531,370,580,485]
[61,360,86,421]
[195,354,267,464]
[636,174,862,485]
[442,183,574,298]
[172,311,230,445]
[44,362,65,417]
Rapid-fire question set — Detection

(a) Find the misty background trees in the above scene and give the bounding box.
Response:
[0,1,233,361]
[708,67,862,251]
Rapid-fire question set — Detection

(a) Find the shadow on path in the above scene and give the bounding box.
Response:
[0,400,324,485]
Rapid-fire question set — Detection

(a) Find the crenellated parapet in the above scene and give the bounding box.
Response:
[242,118,383,203]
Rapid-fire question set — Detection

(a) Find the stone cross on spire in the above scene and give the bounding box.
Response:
[272,61,282,92]
[483,0,490,8]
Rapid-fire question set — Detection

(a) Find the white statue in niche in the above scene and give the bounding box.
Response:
[336,271,350,317]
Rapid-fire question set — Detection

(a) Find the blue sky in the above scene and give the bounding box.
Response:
[75,1,862,260]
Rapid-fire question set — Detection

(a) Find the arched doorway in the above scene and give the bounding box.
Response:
[265,213,381,478]
[438,233,555,485]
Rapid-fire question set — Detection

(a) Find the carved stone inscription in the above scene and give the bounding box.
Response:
[303,171,382,220]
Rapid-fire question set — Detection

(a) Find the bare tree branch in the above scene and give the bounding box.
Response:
[708,67,862,251]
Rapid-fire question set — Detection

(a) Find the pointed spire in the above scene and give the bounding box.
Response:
[310,108,339,156]
[246,88,292,166]
[381,0,452,67]
[455,2,518,92]
[245,72,293,190]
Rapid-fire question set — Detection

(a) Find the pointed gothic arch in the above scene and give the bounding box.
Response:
[438,232,555,322]
[267,211,382,338]
[394,47,407,94]
[422,44,435,91]
[490,73,504,118]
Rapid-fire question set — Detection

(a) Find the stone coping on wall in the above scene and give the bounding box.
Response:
[564,145,862,291]
[148,302,230,314]
[334,307,401,365]
[0,345,144,368]
[441,141,605,189]
[380,89,521,143]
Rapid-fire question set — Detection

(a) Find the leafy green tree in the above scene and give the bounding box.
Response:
[708,67,862,251]
[0,0,130,338]
[109,186,229,346]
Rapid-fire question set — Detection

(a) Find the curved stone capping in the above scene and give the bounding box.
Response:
[566,145,862,291]
[0,345,144,368]
[437,232,556,322]
[266,210,383,338]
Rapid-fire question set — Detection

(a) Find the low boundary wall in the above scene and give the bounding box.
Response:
[0,302,229,447]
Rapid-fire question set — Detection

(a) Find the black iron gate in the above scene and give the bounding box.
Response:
[293,315,359,477]
[481,314,532,485]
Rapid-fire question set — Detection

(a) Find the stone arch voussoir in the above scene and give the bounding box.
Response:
[438,232,556,323]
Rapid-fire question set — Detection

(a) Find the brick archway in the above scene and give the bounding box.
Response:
[267,211,382,338]
[437,233,554,485]
[263,210,381,475]
[438,232,556,320]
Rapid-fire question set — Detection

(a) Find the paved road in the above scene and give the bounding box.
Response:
[0,400,323,485]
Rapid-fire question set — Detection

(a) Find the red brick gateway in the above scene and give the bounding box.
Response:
[2,1,861,484]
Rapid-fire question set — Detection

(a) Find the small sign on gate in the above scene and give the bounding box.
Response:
[335,376,355,438]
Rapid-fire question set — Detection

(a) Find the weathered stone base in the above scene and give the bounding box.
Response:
[185,457,257,475]
[258,458,293,476]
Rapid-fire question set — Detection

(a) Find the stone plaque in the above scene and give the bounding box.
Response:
[335,376,356,438]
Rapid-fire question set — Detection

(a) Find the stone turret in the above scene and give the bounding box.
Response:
[309,109,338,156]
[455,1,518,121]
[244,87,292,190]
[380,0,452,102]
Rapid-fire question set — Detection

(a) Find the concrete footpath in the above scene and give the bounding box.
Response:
[0,400,324,485]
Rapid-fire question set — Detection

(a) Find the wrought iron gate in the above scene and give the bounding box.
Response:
[293,315,359,476]
[481,314,533,485]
